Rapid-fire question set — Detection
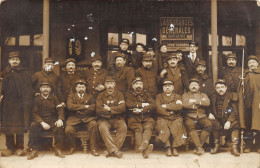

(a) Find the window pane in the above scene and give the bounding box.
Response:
[19,35,30,46]
[222,36,232,46]
[108,33,118,46]
[136,33,146,45]
[122,33,133,45]
[34,34,43,46]
[6,37,16,46]
[236,34,246,46]
[208,34,219,46]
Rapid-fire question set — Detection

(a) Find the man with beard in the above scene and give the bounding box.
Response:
[126,77,155,158]
[155,80,184,157]
[107,38,132,69]
[96,76,127,158]
[0,51,33,156]
[183,41,203,78]
[57,58,82,104]
[32,58,61,99]
[158,44,169,71]
[109,53,135,94]
[159,53,189,95]
[136,53,158,98]
[27,80,65,160]
[219,53,242,92]
[132,43,145,69]
[84,55,107,97]
[209,79,240,156]
[194,60,215,97]
[65,79,99,156]
[238,55,260,153]
[182,78,212,155]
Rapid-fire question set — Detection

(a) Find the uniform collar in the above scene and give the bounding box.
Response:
[39,94,52,100]
[104,89,118,97]
[90,67,104,75]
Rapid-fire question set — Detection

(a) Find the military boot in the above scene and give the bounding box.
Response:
[200,131,210,147]
[211,139,220,154]
[190,131,204,155]
[231,130,240,156]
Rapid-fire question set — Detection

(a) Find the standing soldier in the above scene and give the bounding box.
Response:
[209,79,240,156]
[65,79,99,156]
[136,53,158,98]
[109,53,135,94]
[183,41,203,78]
[0,51,33,156]
[158,44,169,71]
[238,55,260,153]
[96,76,127,158]
[155,80,184,157]
[57,58,82,104]
[27,81,65,160]
[159,53,189,95]
[219,53,242,92]
[126,77,155,158]
[108,38,132,68]
[84,55,107,97]
[182,78,212,155]
[194,60,215,97]
[32,58,61,98]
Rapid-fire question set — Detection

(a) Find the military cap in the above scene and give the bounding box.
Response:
[40,80,52,87]
[189,41,198,46]
[114,52,126,60]
[147,47,154,51]
[163,80,174,85]
[195,60,206,67]
[132,77,142,85]
[226,53,237,60]
[9,51,20,58]
[105,76,116,83]
[247,55,258,62]
[91,56,102,62]
[215,79,226,86]
[65,58,76,64]
[44,57,54,64]
[120,38,129,45]
[167,53,178,60]
[158,43,167,50]
[176,49,183,54]
[75,79,87,86]
[189,78,200,84]
[142,53,154,61]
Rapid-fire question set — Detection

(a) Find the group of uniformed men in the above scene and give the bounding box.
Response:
[0,38,259,160]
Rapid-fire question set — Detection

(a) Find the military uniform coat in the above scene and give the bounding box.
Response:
[32,94,65,126]
[66,92,96,126]
[219,66,242,92]
[194,73,215,98]
[0,65,33,133]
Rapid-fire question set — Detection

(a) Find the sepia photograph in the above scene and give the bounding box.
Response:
[0,0,259,168]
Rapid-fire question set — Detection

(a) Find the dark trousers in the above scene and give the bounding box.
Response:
[128,117,155,149]
[6,134,24,151]
[244,130,260,150]
[29,122,64,150]
[65,120,98,150]
[98,118,127,154]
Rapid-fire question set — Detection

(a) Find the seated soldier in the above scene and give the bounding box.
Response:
[96,76,127,158]
[126,77,155,159]
[155,80,185,157]
[209,79,240,156]
[27,80,65,160]
[182,78,212,155]
[65,79,99,156]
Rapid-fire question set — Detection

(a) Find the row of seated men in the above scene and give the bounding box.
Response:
[0,41,259,160]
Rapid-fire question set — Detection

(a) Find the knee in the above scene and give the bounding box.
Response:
[144,124,153,131]
[118,122,127,132]
[65,126,75,134]
[204,123,213,133]
[88,121,98,129]
[98,123,109,133]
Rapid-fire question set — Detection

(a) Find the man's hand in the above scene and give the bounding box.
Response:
[176,100,182,105]
[85,105,90,109]
[142,103,149,107]
[189,99,196,104]
[224,121,231,130]
[133,108,142,114]
[0,95,3,102]
[55,119,63,127]
[160,69,167,78]
[61,102,66,108]
[41,122,51,130]
[95,84,105,91]
[161,104,167,109]
[103,104,111,111]
[208,113,215,120]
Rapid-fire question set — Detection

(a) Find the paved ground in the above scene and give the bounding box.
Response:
[0,134,259,168]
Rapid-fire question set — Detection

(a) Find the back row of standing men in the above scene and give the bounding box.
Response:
[0,38,259,159]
